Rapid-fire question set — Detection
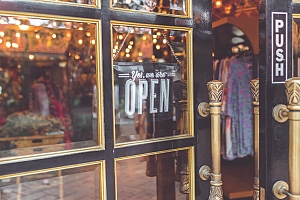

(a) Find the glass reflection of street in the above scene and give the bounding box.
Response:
[116,150,190,200]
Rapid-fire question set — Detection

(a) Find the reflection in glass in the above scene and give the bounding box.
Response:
[113,25,189,144]
[37,0,97,5]
[0,164,101,199]
[0,15,99,158]
[112,0,187,16]
[293,19,300,77]
[116,149,191,199]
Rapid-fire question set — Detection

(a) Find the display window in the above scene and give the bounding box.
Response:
[111,22,193,147]
[0,13,103,159]
[111,0,190,17]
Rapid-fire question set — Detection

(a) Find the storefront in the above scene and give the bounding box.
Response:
[0,0,298,199]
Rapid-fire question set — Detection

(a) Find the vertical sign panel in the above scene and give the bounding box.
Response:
[272,12,288,84]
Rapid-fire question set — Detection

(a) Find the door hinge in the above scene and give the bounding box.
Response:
[260,187,266,200]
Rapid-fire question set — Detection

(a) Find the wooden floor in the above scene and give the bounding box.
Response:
[222,160,254,199]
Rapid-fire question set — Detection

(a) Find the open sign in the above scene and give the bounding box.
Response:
[114,62,181,117]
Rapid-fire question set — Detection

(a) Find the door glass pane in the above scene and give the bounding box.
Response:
[36,0,97,5]
[116,148,193,200]
[113,23,192,145]
[0,162,102,200]
[0,14,101,158]
[111,0,188,16]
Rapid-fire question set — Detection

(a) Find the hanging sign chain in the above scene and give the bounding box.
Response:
[162,31,182,66]
[113,31,131,60]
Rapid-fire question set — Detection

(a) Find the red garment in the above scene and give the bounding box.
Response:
[31,77,74,146]
[0,115,6,126]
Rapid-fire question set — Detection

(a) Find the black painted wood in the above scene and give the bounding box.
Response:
[260,0,292,199]
[0,0,213,199]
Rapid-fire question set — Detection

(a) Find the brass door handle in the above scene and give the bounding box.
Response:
[250,78,259,200]
[198,80,224,200]
[272,77,300,200]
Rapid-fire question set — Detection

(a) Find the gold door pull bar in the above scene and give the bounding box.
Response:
[272,77,300,200]
[198,80,224,200]
[250,78,259,200]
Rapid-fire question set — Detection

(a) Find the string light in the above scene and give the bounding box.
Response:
[6,41,11,48]
[78,39,83,44]
[29,54,34,60]
[12,43,19,48]
[19,25,29,31]
[215,0,222,8]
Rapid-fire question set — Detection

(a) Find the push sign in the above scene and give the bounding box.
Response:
[272,12,288,84]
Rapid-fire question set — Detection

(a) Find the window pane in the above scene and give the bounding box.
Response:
[0,163,101,199]
[116,149,192,199]
[112,0,188,16]
[113,24,191,145]
[0,15,100,158]
[36,0,97,5]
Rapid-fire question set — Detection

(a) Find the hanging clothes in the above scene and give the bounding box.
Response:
[213,56,253,160]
